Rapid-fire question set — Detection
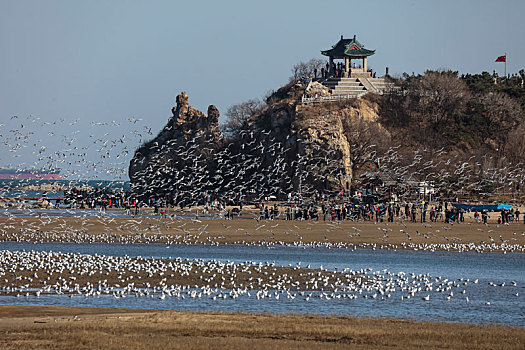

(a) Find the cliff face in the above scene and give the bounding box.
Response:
[129,86,385,203]
[129,91,222,200]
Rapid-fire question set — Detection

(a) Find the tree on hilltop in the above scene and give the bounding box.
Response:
[462,71,494,93]
[290,58,325,81]
[408,70,471,132]
[480,91,523,151]
[220,99,265,138]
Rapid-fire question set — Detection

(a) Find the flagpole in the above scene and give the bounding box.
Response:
[504,52,507,78]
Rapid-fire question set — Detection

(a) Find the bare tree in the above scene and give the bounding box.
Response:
[221,99,265,137]
[480,91,523,151]
[408,70,470,131]
[290,58,325,81]
[342,114,391,179]
[505,123,525,164]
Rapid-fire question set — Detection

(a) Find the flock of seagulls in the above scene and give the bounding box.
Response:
[130,127,525,205]
[0,99,523,326]
[1,115,147,180]
[0,250,519,308]
[128,98,525,203]
[1,209,524,253]
[1,101,524,202]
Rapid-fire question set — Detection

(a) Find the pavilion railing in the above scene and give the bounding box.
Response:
[301,86,404,104]
[301,92,367,105]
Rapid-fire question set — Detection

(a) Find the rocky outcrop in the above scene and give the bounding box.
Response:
[129,87,385,203]
[305,81,330,97]
[129,92,223,200]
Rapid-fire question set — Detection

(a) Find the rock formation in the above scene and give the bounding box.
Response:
[129,84,387,204]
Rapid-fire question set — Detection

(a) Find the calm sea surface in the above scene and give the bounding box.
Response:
[0,179,129,199]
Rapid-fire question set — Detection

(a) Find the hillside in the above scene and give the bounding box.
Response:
[129,71,525,204]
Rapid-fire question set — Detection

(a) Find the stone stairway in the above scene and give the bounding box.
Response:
[365,77,397,93]
[305,76,399,104]
[323,78,366,96]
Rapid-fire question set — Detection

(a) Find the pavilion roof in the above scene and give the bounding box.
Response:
[321,35,375,58]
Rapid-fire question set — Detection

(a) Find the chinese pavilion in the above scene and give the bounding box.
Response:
[321,35,375,78]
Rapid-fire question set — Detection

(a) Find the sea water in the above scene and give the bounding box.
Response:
[0,242,523,326]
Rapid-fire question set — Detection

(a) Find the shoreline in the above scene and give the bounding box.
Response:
[1,210,523,348]
[1,215,524,252]
[0,306,523,349]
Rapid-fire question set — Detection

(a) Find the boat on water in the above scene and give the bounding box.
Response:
[0,168,62,180]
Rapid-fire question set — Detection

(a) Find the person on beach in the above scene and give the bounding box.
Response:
[134,201,140,216]
[411,204,417,223]
[482,210,489,224]
[259,204,265,220]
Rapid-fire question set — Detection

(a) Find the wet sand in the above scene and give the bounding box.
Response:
[0,306,523,349]
[0,251,361,294]
[1,209,524,349]
[1,214,524,251]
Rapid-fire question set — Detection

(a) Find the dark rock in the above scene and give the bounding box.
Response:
[128,88,384,204]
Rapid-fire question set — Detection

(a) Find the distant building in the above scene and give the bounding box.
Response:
[303,35,397,103]
[0,168,61,180]
[321,34,375,78]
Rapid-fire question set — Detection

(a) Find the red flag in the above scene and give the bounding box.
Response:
[495,55,506,62]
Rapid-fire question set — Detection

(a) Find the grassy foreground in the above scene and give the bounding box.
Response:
[0,306,523,349]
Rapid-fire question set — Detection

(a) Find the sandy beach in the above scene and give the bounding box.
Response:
[1,212,524,251]
[1,210,523,349]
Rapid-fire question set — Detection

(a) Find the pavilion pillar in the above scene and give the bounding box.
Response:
[344,56,349,78]
[329,57,334,76]
[363,57,367,73]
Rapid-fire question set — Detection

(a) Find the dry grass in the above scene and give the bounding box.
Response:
[0,306,523,349]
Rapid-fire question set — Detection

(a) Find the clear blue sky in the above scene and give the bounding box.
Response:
[1,0,524,180]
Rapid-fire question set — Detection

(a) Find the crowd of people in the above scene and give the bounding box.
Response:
[255,200,524,225]
[62,187,524,224]
[314,62,377,80]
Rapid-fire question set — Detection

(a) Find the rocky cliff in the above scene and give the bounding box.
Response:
[129,83,386,203]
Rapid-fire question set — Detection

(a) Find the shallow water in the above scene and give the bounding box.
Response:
[0,242,523,326]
